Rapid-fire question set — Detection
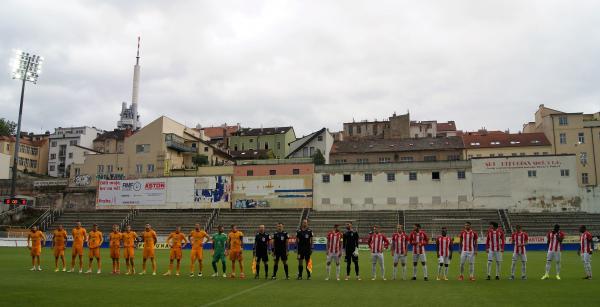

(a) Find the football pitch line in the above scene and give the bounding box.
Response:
[200,279,278,307]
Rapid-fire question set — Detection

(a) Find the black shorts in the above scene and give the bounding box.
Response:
[297,250,312,260]
[274,251,288,261]
[255,251,268,262]
[345,253,358,262]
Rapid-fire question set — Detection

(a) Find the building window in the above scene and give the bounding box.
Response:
[136,144,150,153]
[457,170,466,179]
[558,116,568,126]
[432,171,441,180]
[424,155,437,162]
[204,147,209,152]
[277,142,281,150]
[578,132,585,144]
[387,197,396,205]
[49,165,55,171]
[147,164,155,173]
[293,168,300,175]
[69,140,77,146]
[533,152,539,156]
[458,195,468,202]
[249,139,254,143]
[378,157,391,163]
[409,172,417,181]
[247,170,254,176]
[409,197,418,205]
[51,141,57,147]
[343,174,351,182]
[68,153,73,159]
[309,147,315,156]
[400,156,414,162]
[317,135,323,141]
[357,158,368,164]
[50,154,56,160]
[97,165,104,173]
[107,165,113,173]
[348,126,353,135]
[432,196,442,205]
[302,148,309,157]
[269,169,276,176]
[365,197,373,204]
[527,170,537,178]
[447,154,460,161]
[75,168,80,176]
[322,174,330,183]
[136,164,142,174]
[357,126,362,134]
[580,152,588,165]
[343,198,352,205]
[364,173,373,182]
[386,172,396,182]
[322,198,330,205]
[560,169,570,177]
[335,159,347,164]
[582,173,589,184]
[559,133,567,144]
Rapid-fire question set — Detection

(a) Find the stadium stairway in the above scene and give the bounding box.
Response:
[48,211,129,233]
[211,209,303,235]
[507,212,600,236]
[403,209,502,237]
[307,210,401,236]
[127,209,213,236]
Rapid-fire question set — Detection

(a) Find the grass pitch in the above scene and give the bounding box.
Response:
[0,248,596,307]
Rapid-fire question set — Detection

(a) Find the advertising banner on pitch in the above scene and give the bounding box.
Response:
[97,179,167,206]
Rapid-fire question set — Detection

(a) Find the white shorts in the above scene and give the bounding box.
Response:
[371,253,384,264]
[547,251,561,262]
[438,256,450,265]
[460,251,475,264]
[581,252,592,264]
[487,251,503,262]
[512,253,527,262]
[412,253,427,263]
[393,254,407,264]
[326,253,340,263]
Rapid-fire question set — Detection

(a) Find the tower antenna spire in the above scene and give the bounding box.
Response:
[136,36,140,65]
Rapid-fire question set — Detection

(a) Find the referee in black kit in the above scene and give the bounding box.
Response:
[343,221,361,280]
[296,219,313,280]
[253,224,270,279]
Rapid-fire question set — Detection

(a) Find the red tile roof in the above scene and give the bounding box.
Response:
[200,126,239,139]
[437,121,456,132]
[461,132,551,149]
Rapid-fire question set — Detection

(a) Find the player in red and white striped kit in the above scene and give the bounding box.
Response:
[391,224,409,280]
[325,224,343,281]
[436,227,453,281]
[541,224,565,280]
[486,222,505,280]
[510,224,529,280]
[368,225,389,280]
[409,224,429,281]
[458,222,478,281]
[578,225,593,280]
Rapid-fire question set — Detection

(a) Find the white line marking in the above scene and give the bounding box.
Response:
[200,280,277,307]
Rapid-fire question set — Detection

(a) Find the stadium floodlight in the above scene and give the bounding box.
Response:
[9,49,44,199]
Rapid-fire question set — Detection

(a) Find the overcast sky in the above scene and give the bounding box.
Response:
[1,1,599,137]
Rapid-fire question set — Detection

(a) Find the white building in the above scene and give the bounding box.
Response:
[0,152,10,179]
[48,126,104,177]
[287,128,334,163]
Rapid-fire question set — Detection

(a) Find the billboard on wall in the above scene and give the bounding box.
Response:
[97,179,167,206]
[233,177,313,209]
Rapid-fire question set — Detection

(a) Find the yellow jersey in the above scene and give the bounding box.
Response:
[53,229,68,246]
[88,231,103,249]
[109,231,122,248]
[228,231,244,251]
[122,231,138,247]
[143,230,157,248]
[189,230,208,250]
[72,227,87,247]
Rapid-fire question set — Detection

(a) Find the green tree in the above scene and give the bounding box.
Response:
[0,118,17,136]
[192,154,209,167]
[312,149,326,165]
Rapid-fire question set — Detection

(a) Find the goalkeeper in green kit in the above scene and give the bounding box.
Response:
[211,225,228,277]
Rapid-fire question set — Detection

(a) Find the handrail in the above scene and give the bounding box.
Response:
[28,207,52,229]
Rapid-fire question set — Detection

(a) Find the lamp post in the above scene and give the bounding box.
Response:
[9,50,43,197]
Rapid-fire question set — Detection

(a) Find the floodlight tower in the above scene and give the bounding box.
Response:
[9,50,43,197]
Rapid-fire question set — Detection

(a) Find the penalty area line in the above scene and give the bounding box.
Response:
[200,280,278,307]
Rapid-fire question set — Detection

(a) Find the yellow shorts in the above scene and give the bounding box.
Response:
[110,247,120,259]
[72,245,84,256]
[30,247,41,257]
[124,247,135,259]
[191,248,203,261]
[229,250,242,261]
[53,246,65,257]
[88,247,100,259]
[143,248,155,259]
[170,249,182,260]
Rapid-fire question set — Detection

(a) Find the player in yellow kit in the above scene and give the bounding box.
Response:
[188,223,209,277]
[86,224,103,274]
[109,224,122,274]
[122,225,138,275]
[27,226,46,271]
[164,226,188,276]
[227,224,245,279]
[52,225,68,272]
[70,222,87,273]
[140,224,158,275]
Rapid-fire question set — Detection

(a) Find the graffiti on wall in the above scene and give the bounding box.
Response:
[72,175,91,187]
[194,176,230,203]
[234,199,269,209]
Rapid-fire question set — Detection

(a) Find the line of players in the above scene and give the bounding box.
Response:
[27,219,593,281]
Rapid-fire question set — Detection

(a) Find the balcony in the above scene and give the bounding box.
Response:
[165,133,195,153]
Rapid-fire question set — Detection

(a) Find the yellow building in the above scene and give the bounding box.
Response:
[523,105,600,186]
[462,132,553,159]
[70,116,233,187]
[0,133,49,175]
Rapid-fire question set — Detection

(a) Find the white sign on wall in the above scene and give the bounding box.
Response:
[97,179,167,206]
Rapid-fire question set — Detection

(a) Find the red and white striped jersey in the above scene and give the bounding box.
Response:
[327,231,342,254]
[436,236,452,257]
[369,233,389,253]
[409,230,429,254]
[460,230,478,252]
[511,231,528,254]
[391,232,409,255]
[547,231,565,252]
[580,231,593,254]
[486,229,505,252]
